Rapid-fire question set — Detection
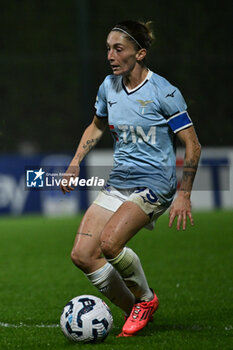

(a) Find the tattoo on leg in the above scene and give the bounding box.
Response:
[77,232,92,237]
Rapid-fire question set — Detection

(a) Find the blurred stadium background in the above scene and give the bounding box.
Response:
[0,0,232,214]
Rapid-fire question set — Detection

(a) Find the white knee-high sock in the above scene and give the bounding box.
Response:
[108,247,153,301]
[86,262,135,315]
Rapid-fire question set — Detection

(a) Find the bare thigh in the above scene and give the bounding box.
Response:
[71,203,114,273]
[100,201,150,259]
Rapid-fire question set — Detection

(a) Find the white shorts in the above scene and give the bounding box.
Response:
[93,185,168,230]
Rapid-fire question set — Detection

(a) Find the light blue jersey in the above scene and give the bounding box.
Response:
[95,70,192,205]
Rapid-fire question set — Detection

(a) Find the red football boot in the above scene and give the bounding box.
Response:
[119,290,159,336]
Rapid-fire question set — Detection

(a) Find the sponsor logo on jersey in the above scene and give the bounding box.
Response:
[109,124,156,144]
[108,101,117,107]
[165,90,176,98]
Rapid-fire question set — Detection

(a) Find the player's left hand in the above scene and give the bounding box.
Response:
[168,193,194,230]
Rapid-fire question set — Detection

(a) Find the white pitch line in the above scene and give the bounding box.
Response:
[0,322,59,328]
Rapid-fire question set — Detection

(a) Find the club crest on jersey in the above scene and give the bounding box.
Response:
[136,100,154,114]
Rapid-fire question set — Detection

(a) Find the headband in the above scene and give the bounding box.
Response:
[112,27,143,49]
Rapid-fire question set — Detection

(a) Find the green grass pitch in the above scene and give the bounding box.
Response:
[0,211,232,350]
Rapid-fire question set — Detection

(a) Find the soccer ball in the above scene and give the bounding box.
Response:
[60,295,113,343]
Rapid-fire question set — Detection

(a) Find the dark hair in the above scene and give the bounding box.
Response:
[112,20,154,50]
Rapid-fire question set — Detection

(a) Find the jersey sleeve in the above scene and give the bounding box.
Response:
[158,84,193,133]
[94,81,108,117]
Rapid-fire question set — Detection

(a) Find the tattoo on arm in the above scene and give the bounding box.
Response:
[73,153,80,161]
[180,157,199,192]
[180,170,196,186]
[82,137,100,154]
[178,131,201,193]
[183,159,198,170]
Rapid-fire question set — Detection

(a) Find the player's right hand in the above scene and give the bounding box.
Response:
[60,164,80,194]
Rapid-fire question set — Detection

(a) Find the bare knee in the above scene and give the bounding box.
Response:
[100,229,123,259]
[70,249,84,268]
[71,248,97,273]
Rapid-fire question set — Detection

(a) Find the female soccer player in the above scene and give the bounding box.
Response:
[61,20,201,337]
